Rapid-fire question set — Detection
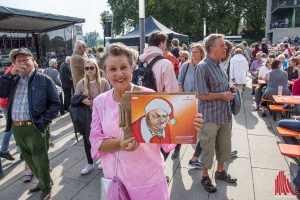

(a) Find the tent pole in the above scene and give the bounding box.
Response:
[139,0,145,54]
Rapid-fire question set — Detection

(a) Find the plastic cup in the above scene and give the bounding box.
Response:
[278,86,283,96]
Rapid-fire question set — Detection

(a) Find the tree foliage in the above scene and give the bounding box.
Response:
[105,0,266,41]
[83,31,100,48]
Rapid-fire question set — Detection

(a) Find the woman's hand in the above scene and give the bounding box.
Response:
[193,113,204,133]
[119,137,139,152]
[82,97,92,106]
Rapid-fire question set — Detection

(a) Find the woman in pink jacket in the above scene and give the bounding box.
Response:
[89,43,204,200]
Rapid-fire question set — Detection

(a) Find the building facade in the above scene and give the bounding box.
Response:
[266,0,300,44]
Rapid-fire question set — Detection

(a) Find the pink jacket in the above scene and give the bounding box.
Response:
[89,88,175,200]
[139,46,179,92]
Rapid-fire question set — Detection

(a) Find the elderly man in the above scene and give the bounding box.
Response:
[250,52,263,94]
[59,56,73,111]
[44,58,63,115]
[0,48,60,200]
[131,98,177,143]
[70,40,88,89]
[43,58,62,87]
[195,34,237,193]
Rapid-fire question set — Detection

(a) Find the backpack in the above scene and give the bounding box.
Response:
[132,55,165,91]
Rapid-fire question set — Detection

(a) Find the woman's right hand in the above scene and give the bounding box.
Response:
[119,137,139,152]
[82,97,92,106]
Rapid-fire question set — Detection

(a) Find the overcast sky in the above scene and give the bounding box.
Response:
[0,0,110,36]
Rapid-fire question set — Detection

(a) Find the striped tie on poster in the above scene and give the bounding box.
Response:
[275,171,296,196]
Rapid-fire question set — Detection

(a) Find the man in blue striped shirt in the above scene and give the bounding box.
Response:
[195,34,237,193]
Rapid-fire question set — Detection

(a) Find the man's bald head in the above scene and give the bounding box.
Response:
[74,40,86,56]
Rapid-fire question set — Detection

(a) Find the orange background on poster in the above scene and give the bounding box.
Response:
[131,94,198,144]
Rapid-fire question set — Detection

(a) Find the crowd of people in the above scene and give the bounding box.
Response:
[0,31,299,200]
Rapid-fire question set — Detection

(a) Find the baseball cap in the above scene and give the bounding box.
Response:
[13,48,33,59]
[8,49,18,62]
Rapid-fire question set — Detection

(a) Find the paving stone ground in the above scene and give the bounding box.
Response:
[0,77,298,200]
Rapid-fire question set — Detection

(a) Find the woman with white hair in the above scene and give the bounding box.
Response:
[229,48,249,93]
[89,43,204,199]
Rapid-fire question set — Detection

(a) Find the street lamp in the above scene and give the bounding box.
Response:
[103,16,112,47]
[139,0,145,54]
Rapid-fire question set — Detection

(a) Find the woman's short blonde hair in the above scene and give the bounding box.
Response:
[179,50,189,60]
[102,43,134,70]
[190,43,205,60]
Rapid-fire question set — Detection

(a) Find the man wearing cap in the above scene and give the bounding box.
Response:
[131,98,176,143]
[0,48,60,200]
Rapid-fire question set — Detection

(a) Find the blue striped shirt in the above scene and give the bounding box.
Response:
[195,56,231,124]
[12,70,35,121]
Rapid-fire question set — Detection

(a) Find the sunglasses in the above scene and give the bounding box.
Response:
[85,66,95,71]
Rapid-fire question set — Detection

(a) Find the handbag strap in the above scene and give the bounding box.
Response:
[182,63,190,88]
[114,150,120,177]
[114,83,135,178]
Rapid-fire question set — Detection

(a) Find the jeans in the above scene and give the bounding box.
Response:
[0,107,13,153]
[278,119,300,132]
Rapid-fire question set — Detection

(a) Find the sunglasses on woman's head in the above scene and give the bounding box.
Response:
[85,66,95,71]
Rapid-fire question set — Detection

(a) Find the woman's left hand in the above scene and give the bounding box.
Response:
[193,113,204,133]
[120,137,139,152]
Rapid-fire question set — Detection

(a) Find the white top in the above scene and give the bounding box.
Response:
[229,54,249,85]
[258,66,272,79]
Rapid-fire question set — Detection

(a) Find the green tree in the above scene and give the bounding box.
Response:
[106,0,138,35]
[106,0,266,41]
[83,31,100,48]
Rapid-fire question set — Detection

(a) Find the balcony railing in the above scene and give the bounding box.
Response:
[270,19,293,29]
[272,0,300,12]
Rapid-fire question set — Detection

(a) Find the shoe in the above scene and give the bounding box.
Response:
[49,142,55,148]
[40,191,51,200]
[98,162,102,170]
[201,176,217,193]
[80,164,94,175]
[188,159,203,169]
[29,185,41,193]
[253,106,259,111]
[171,150,179,159]
[262,112,267,117]
[215,170,237,183]
[23,174,33,183]
[230,150,238,158]
[0,152,15,161]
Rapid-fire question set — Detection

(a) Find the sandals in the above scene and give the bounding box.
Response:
[201,176,217,193]
[215,170,237,183]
